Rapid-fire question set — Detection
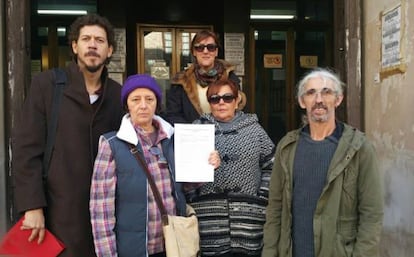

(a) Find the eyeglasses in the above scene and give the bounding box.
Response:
[303,87,337,98]
[193,44,218,52]
[207,93,236,104]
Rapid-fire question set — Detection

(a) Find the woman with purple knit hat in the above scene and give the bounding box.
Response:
[89,74,220,257]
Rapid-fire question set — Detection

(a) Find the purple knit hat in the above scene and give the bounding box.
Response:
[121,74,162,106]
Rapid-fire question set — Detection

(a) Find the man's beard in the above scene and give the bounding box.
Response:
[309,103,329,123]
[82,51,106,73]
[310,114,328,123]
[85,62,105,73]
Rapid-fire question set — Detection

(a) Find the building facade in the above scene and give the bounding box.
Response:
[1,0,413,256]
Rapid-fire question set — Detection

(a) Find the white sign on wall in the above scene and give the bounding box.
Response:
[108,28,126,73]
[224,33,245,76]
[381,5,402,69]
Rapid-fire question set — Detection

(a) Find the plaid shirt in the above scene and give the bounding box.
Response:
[90,119,176,256]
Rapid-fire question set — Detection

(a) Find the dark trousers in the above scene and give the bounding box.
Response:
[150,252,166,257]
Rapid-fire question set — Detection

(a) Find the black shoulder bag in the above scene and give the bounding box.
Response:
[42,68,67,182]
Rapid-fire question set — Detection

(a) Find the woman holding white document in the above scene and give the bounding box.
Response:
[89,74,220,257]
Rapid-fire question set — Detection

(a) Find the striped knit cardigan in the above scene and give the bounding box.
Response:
[189,111,275,256]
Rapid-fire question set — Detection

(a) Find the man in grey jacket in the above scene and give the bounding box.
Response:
[262,68,383,257]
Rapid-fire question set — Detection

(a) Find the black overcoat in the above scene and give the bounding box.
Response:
[12,61,124,257]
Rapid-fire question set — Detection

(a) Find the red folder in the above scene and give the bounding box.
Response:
[0,217,65,257]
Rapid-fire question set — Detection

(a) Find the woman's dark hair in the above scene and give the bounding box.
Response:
[206,79,239,99]
[191,30,221,50]
[67,13,116,64]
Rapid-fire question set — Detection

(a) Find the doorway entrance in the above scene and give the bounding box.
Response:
[249,0,334,144]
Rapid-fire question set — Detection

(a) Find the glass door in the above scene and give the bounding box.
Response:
[251,28,331,144]
[249,0,334,144]
[252,29,294,144]
[136,25,212,109]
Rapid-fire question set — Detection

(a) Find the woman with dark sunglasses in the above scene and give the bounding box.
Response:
[164,30,246,125]
[186,79,275,257]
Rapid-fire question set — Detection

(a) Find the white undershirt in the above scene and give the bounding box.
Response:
[89,94,99,104]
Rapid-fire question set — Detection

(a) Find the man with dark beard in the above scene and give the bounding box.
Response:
[12,14,124,257]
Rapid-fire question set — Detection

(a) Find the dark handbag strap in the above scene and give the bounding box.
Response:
[43,68,67,182]
[129,144,169,225]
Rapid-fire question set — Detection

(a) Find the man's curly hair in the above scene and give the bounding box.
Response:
[67,13,116,64]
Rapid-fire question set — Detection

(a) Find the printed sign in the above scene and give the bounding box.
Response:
[264,54,283,68]
[300,56,318,68]
[381,5,402,69]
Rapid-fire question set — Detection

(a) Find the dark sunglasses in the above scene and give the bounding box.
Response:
[193,44,218,52]
[207,93,235,104]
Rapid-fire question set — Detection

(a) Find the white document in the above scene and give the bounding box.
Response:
[174,123,215,182]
